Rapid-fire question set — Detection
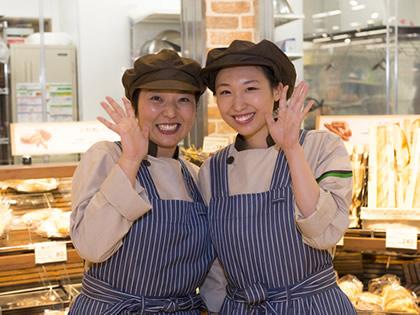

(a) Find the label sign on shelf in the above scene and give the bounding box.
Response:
[386,227,418,250]
[202,136,230,153]
[34,241,67,264]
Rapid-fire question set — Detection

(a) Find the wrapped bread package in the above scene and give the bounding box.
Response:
[337,274,363,304]
[368,120,418,209]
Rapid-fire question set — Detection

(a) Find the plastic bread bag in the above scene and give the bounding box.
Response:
[337,274,364,304]
[368,274,401,296]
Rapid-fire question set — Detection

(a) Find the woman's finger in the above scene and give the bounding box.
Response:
[105,96,126,117]
[301,100,314,117]
[278,85,289,111]
[100,101,121,123]
[97,116,117,132]
[122,97,135,118]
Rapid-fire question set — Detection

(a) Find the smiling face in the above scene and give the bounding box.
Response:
[215,66,282,148]
[137,89,196,157]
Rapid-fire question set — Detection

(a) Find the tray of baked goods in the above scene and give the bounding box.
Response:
[0,283,80,314]
[0,177,72,249]
[338,273,420,314]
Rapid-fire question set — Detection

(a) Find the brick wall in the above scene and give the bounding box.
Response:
[205,0,257,137]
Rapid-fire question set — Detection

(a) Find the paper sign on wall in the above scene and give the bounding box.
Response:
[10,121,120,156]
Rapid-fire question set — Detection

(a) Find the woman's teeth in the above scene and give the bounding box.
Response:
[157,124,179,131]
[234,113,255,123]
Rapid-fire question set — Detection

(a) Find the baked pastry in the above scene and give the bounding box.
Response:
[355,292,383,311]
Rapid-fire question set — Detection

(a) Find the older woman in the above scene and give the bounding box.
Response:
[69,50,213,314]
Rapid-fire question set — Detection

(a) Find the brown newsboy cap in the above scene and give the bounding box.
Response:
[122,49,205,101]
[201,39,296,98]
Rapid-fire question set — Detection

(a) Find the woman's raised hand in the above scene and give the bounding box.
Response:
[98,96,149,164]
[265,81,314,151]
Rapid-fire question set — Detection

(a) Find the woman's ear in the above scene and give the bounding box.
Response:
[273,82,283,102]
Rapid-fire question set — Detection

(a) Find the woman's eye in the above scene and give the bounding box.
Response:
[218,90,231,96]
[179,97,193,103]
[150,95,162,102]
[246,86,258,91]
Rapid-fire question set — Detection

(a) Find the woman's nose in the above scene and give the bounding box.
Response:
[232,93,245,111]
[162,102,177,118]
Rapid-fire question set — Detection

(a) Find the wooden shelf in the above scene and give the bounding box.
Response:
[339,229,420,255]
[0,162,77,180]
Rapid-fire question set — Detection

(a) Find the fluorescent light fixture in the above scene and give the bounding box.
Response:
[312,9,341,19]
[313,37,332,43]
[332,34,350,40]
[321,38,382,49]
[355,29,388,37]
[371,12,379,19]
[344,38,351,43]
[352,4,366,10]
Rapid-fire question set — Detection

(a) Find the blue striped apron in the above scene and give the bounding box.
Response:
[70,147,213,314]
[208,130,356,315]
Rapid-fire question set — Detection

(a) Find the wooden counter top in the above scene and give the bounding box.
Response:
[0,163,78,180]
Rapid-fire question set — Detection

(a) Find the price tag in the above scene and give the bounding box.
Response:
[386,227,418,250]
[35,242,67,264]
[337,237,344,246]
[202,136,230,153]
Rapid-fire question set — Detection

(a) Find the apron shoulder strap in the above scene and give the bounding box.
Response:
[209,145,231,198]
[114,141,160,200]
[178,159,204,203]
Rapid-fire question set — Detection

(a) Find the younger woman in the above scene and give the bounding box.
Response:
[199,40,356,314]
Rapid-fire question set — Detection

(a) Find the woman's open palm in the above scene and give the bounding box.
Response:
[97,96,149,163]
[265,82,314,150]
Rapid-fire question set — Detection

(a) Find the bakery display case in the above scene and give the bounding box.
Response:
[0,162,82,314]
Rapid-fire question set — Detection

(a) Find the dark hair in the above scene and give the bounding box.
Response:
[260,66,280,112]
[130,89,200,115]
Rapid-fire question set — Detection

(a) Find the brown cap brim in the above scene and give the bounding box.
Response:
[136,80,201,93]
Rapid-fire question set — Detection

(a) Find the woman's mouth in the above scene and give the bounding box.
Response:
[233,113,255,124]
[156,123,181,134]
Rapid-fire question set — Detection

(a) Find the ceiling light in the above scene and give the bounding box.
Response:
[355,28,388,37]
[349,0,358,6]
[332,34,350,40]
[312,10,342,19]
[371,12,379,19]
[352,4,366,10]
[313,37,332,43]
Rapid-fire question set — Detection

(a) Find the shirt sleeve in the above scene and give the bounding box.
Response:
[200,258,227,312]
[296,131,352,250]
[70,142,152,263]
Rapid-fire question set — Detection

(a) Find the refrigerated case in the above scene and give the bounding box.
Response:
[10,44,78,123]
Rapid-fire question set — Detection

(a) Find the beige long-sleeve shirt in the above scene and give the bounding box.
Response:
[199,131,352,313]
[198,130,352,312]
[70,141,199,263]
[199,130,352,250]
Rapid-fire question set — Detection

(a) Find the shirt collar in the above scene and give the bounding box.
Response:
[234,134,275,151]
[147,141,179,159]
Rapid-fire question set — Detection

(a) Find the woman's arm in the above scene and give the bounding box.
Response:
[70,142,151,263]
